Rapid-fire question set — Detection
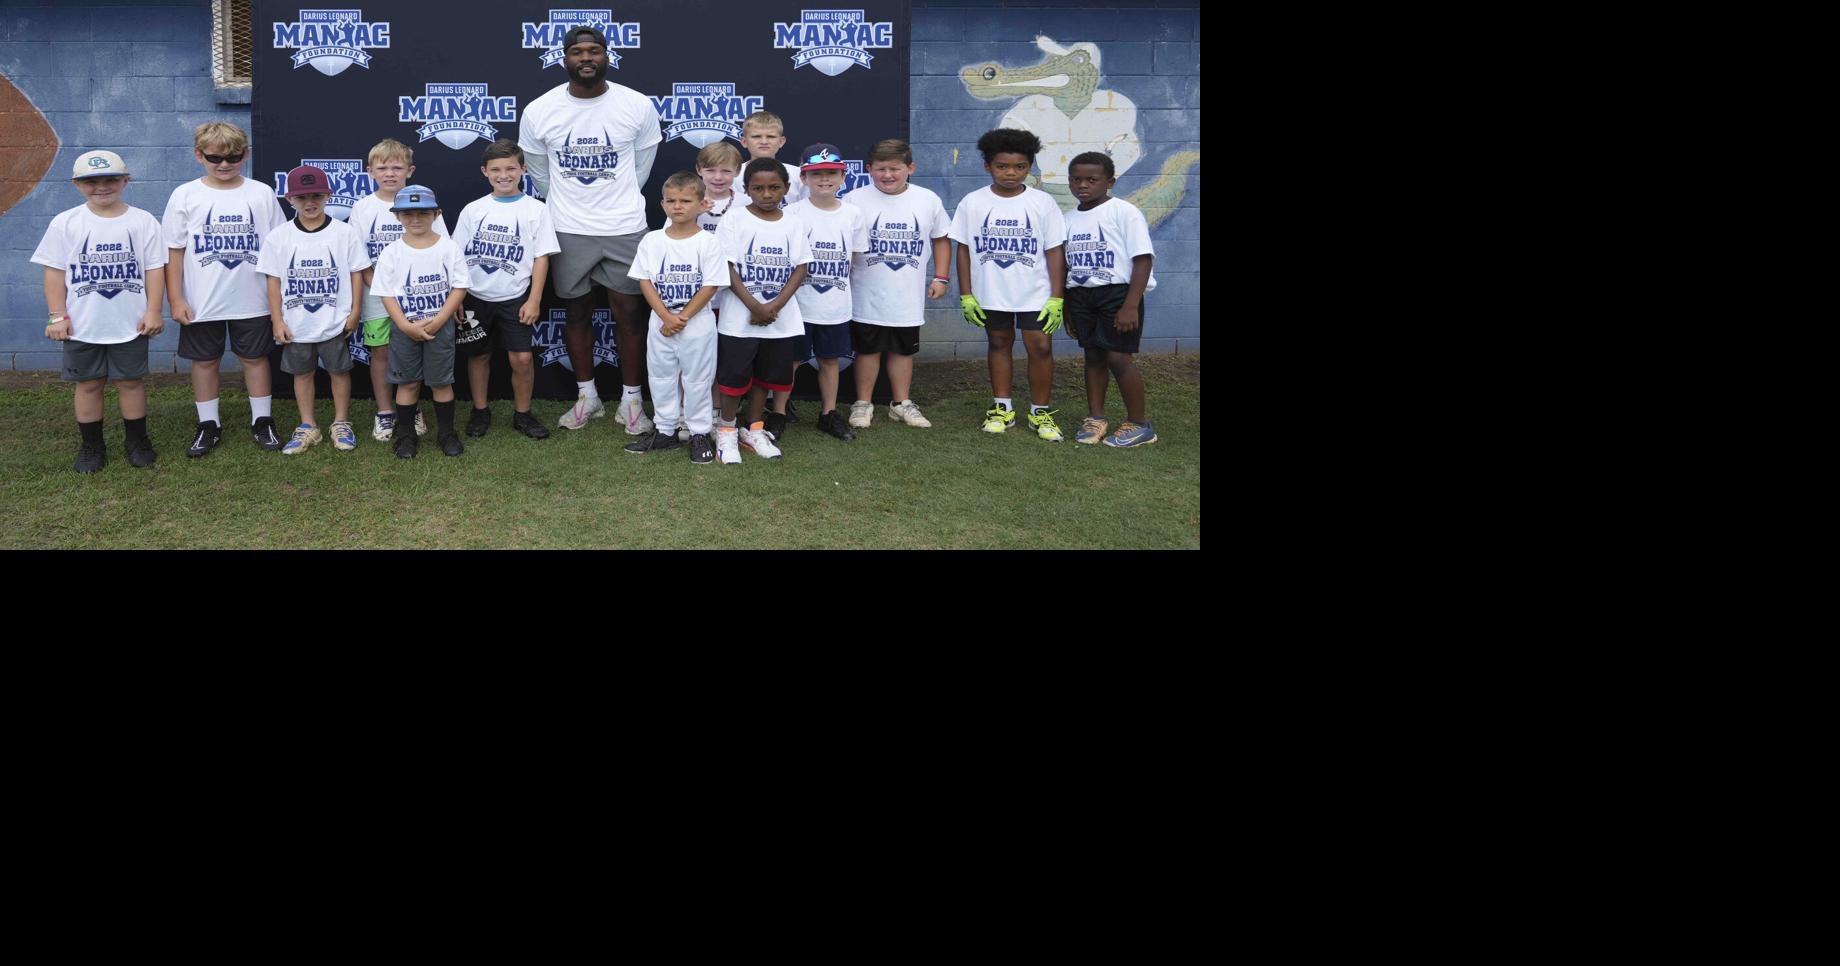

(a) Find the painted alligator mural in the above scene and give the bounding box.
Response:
[961,36,1198,229]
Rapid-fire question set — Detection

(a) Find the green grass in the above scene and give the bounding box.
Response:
[0,356,1199,548]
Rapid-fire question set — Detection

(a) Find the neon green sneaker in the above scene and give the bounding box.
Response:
[981,406,1015,434]
[1026,408,1064,442]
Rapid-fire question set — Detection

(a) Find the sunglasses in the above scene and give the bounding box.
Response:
[804,151,841,165]
[203,153,246,165]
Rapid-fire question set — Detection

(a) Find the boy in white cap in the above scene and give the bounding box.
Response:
[370,185,470,458]
[32,150,168,473]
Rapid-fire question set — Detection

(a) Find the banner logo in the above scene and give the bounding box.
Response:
[835,159,870,198]
[652,82,764,149]
[398,82,518,150]
[272,9,390,76]
[521,9,639,69]
[772,9,893,76]
[273,159,376,221]
[535,309,620,369]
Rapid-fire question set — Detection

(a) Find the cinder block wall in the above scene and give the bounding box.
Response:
[0,0,1199,370]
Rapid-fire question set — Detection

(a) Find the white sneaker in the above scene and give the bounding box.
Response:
[372,413,393,442]
[716,427,743,465]
[849,400,874,428]
[620,397,655,435]
[742,427,782,460]
[888,399,932,428]
[557,394,606,430]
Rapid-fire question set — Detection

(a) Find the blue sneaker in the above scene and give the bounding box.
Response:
[281,423,322,455]
[1074,416,1109,445]
[1103,420,1157,448]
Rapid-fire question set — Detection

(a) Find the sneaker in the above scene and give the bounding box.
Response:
[125,433,157,468]
[816,409,856,441]
[783,400,800,423]
[1027,408,1064,442]
[764,410,788,442]
[414,409,428,437]
[466,407,491,438]
[742,425,783,460]
[330,420,358,451]
[373,412,395,442]
[888,400,932,428]
[439,430,463,457]
[74,438,105,474]
[557,394,605,430]
[186,420,222,458]
[1075,416,1110,445]
[689,433,715,464]
[282,423,322,455]
[620,397,655,435]
[981,406,1015,434]
[251,416,283,451]
[624,429,684,454]
[512,410,551,440]
[1104,420,1158,448]
[393,423,418,460]
[849,400,874,428]
[716,427,742,465]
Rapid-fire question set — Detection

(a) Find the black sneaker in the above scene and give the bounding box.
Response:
[186,420,222,458]
[439,430,464,457]
[251,416,283,451]
[394,427,418,459]
[689,433,715,464]
[466,407,491,438]
[623,429,684,454]
[816,409,856,442]
[764,410,788,441]
[512,410,551,440]
[784,401,800,423]
[125,433,158,468]
[74,439,106,474]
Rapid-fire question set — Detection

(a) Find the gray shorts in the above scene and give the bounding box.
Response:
[62,336,150,382]
[387,321,456,386]
[552,230,645,299]
[281,336,355,375]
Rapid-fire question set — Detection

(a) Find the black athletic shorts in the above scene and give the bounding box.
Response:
[179,316,273,361]
[456,294,534,356]
[982,309,1045,333]
[1066,285,1144,354]
[849,321,919,356]
[716,334,796,395]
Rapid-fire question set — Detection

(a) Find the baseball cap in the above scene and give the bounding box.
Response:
[799,144,846,172]
[281,165,331,197]
[72,150,130,180]
[391,185,440,210]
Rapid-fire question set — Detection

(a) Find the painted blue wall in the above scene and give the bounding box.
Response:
[0,0,1199,370]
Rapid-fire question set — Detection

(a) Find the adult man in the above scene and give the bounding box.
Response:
[517,26,662,432]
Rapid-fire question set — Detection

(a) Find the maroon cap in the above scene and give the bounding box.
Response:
[282,165,331,197]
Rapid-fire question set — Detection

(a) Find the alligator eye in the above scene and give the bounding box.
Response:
[982,67,997,81]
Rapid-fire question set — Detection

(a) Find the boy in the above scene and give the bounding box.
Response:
[741,111,806,207]
[162,122,286,456]
[451,139,560,441]
[261,165,371,454]
[785,143,869,441]
[1064,152,1158,447]
[624,172,727,463]
[844,138,951,430]
[370,186,469,458]
[951,128,1067,441]
[695,140,745,234]
[712,159,811,465]
[34,150,167,473]
[350,139,449,442]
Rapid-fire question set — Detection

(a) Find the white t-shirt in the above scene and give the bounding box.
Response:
[846,183,950,327]
[714,205,811,340]
[1064,197,1157,294]
[518,82,663,236]
[451,194,562,303]
[697,189,743,234]
[259,217,371,344]
[949,185,1068,312]
[161,178,286,322]
[627,228,727,326]
[371,237,469,323]
[787,200,868,325]
[32,205,167,345]
[350,193,450,321]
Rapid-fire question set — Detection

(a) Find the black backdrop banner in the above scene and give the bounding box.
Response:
[254,1,910,401]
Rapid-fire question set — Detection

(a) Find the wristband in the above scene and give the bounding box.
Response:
[47,313,69,325]
[932,276,948,283]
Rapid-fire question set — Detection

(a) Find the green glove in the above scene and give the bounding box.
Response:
[1038,297,1065,335]
[961,294,987,328]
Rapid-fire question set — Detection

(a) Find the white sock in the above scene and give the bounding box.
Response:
[250,396,272,421]
[197,398,220,425]
[1030,404,1050,416]
[622,385,643,405]
[994,397,1013,411]
[577,380,599,403]
[718,416,736,429]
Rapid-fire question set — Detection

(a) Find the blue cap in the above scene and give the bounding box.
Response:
[391,185,439,210]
